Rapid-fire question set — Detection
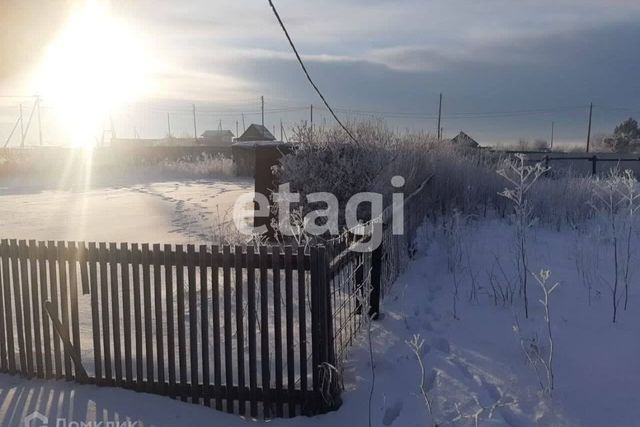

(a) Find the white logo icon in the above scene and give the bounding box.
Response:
[23,411,48,427]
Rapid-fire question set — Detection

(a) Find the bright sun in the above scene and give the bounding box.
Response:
[33,1,152,146]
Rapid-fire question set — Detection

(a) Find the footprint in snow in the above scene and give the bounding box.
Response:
[382,399,403,426]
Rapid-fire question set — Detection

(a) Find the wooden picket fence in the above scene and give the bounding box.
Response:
[0,176,433,419]
[0,239,338,418]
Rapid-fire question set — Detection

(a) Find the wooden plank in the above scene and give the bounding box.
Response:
[87,242,102,383]
[47,241,62,378]
[141,244,154,391]
[246,246,258,417]
[222,245,233,413]
[272,247,284,417]
[98,242,112,382]
[67,242,81,379]
[297,245,308,407]
[210,245,222,411]
[187,244,199,404]
[78,242,90,295]
[43,301,88,382]
[199,245,210,407]
[56,241,71,380]
[284,246,296,416]
[28,241,44,377]
[164,245,176,398]
[0,241,9,372]
[153,244,165,393]
[0,240,15,374]
[309,246,320,399]
[18,240,34,377]
[175,245,187,402]
[259,245,271,418]
[120,243,133,386]
[109,243,122,385]
[131,244,144,389]
[235,246,246,415]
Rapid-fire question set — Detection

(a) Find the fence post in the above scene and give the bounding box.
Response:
[311,246,341,414]
[369,240,382,320]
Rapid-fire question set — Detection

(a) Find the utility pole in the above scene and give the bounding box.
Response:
[242,113,246,132]
[109,114,116,141]
[586,102,593,153]
[192,104,198,142]
[236,120,239,138]
[550,121,555,151]
[36,96,43,146]
[310,104,314,128]
[19,103,24,148]
[437,93,443,140]
[218,120,222,131]
[280,120,283,141]
[167,113,172,137]
[261,96,264,126]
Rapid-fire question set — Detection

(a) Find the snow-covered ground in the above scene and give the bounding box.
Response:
[0,197,638,426]
[0,179,253,244]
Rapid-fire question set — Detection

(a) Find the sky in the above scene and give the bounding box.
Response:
[1,0,640,146]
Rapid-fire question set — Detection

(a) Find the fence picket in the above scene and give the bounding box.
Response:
[131,243,144,389]
[88,242,102,383]
[121,243,133,387]
[210,245,222,410]
[27,240,43,377]
[48,241,62,377]
[246,246,258,417]
[272,248,284,417]
[164,244,176,398]
[284,246,295,416]
[68,242,81,379]
[187,244,199,404]
[175,244,187,402]
[222,245,233,413]
[0,240,10,373]
[153,244,165,393]
[234,245,246,415]
[98,243,112,382]
[259,245,271,418]
[19,240,34,377]
[141,244,154,391]
[199,245,210,407]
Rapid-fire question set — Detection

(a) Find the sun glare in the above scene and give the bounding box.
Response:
[33,1,152,147]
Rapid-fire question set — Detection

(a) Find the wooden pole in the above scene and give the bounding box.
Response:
[242,113,246,132]
[586,102,593,153]
[167,113,172,137]
[437,93,442,140]
[19,103,24,148]
[236,120,239,138]
[310,104,314,128]
[280,120,283,141]
[550,121,554,151]
[261,96,264,126]
[36,96,43,146]
[192,104,198,142]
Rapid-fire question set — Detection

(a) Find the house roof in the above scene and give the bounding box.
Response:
[236,124,276,142]
[200,130,234,138]
[451,131,480,147]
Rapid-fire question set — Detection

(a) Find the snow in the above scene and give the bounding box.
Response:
[0,181,639,426]
[0,179,253,243]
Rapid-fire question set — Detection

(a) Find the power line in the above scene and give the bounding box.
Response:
[266,0,359,145]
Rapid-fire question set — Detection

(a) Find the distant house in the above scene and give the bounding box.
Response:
[450,131,480,148]
[200,130,235,146]
[232,124,283,176]
[235,124,276,142]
